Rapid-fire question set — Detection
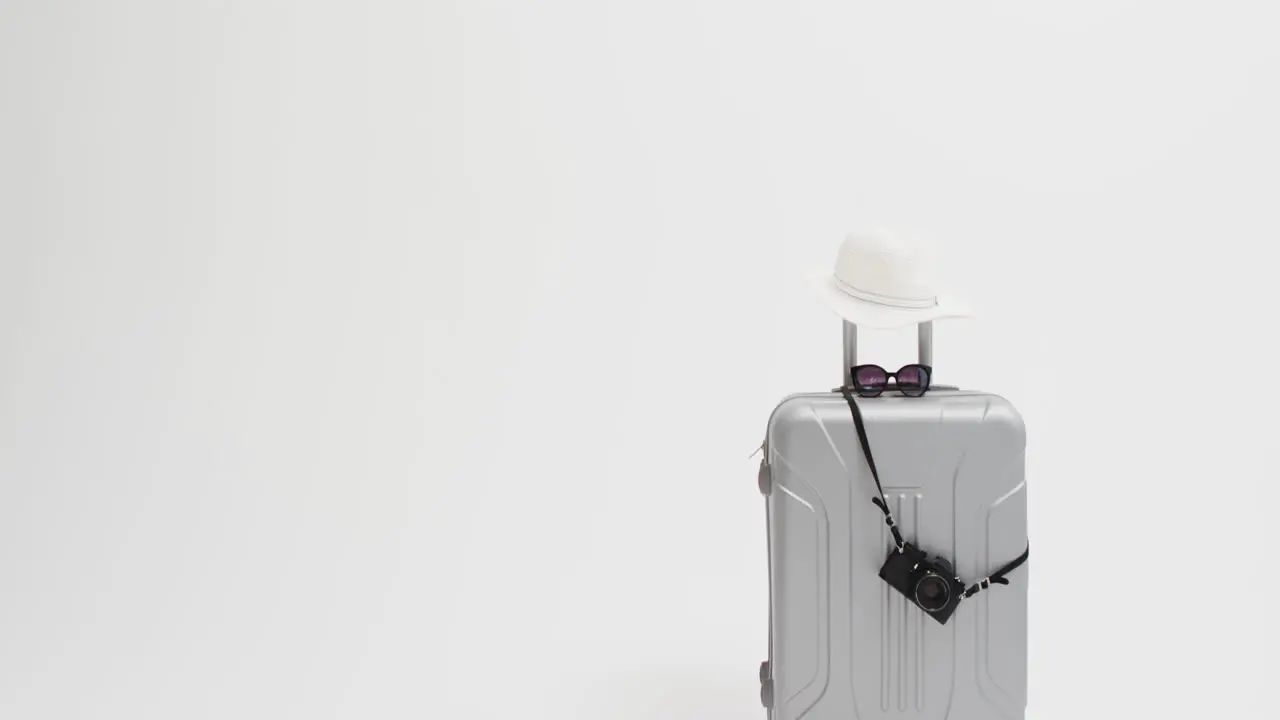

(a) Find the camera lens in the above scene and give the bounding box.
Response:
[914,573,951,612]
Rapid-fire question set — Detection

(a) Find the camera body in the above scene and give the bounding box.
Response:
[879,542,965,625]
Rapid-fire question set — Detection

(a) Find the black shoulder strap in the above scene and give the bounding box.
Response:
[840,387,905,551]
[962,544,1030,599]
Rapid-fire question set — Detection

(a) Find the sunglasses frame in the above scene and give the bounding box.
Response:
[849,363,934,398]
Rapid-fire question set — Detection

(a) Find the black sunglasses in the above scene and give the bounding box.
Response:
[850,364,933,398]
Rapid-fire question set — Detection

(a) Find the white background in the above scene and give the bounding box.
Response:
[1,2,1277,718]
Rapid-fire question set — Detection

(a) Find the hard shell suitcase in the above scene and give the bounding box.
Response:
[759,322,1029,719]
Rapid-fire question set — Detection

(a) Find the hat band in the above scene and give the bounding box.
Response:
[833,275,937,309]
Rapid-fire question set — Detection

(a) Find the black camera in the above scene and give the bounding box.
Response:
[879,542,965,625]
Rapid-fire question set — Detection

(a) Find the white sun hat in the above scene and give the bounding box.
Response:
[806,229,971,329]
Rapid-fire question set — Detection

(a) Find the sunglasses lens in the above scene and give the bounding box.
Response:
[854,366,888,396]
[897,365,930,397]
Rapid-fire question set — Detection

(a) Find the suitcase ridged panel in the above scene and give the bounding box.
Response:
[881,491,928,714]
[770,452,830,718]
[977,469,1028,717]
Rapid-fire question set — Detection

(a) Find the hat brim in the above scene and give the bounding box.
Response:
[805,269,972,329]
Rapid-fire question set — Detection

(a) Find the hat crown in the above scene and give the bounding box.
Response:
[833,231,938,304]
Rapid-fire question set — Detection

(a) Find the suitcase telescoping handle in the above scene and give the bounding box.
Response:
[841,320,933,387]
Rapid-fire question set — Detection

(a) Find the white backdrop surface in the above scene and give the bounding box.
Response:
[1,2,1276,718]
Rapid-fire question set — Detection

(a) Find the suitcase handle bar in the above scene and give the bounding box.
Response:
[842,321,933,387]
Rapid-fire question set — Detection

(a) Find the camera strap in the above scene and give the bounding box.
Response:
[961,545,1030,599]
[839,387,1029,599]
[839,387,906,551]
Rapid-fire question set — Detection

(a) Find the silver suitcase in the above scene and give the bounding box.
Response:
[759,322,1029,719]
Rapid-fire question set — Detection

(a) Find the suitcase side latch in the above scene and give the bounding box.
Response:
[757,457,772,496]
